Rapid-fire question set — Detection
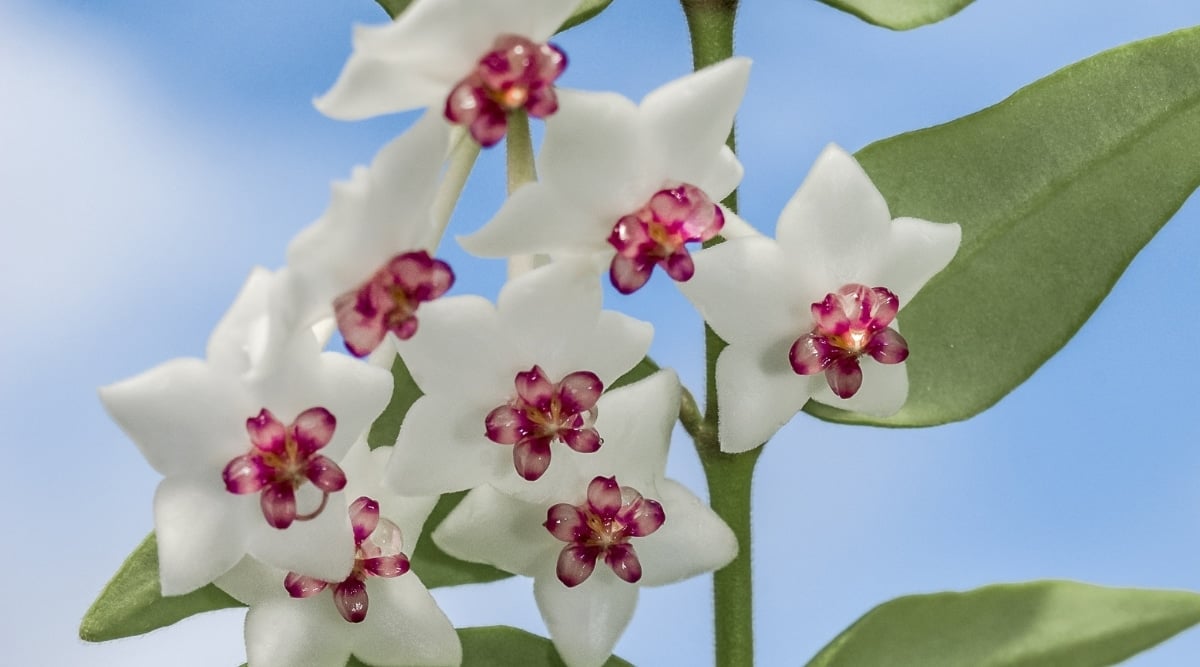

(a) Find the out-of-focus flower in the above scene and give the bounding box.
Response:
[679,144,961,453]
[316,0,578,146]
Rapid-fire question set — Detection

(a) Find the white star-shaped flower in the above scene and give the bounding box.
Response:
[679,144,962,453]
[100,268,393,594]
[433,370,737,667]
[216,440,460,667]
[385,259,653,502]
[458,57,754,293]
[287,112,457,358]
[317,0,580,146]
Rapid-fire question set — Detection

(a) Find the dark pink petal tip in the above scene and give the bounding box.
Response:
[485,404,531,445]
[867,327,909,364]
[334,578,369,623]
[622,498,665,537]
[261,483,297,530]
[246,408,286,453]
[284,572,328,598]
[556,545,599,587]
[513,439,553,481]
[291,407,336,454]
[826,357,864,399]
[545,503,588,542]
[222,454,270,494]
[587,476,622,518]
[605,543,643,584]
[557,371,603,414]
[305,456,347,493]
[363,555,410,578]
[349,496,380,544]
[562,427,601,454]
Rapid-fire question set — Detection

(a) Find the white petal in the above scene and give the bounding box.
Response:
[695,145,745,204]
[245,596,351,667]
[535,567,638,667]
[634,479,737,587]
[100,358,253,477]
[351,575,462,667]
[566,310,654,389]
[433,485,557,577]
[206,267,274,374]
[215,556,284,606]
[248,492,357,582]
[388,394,511,496]
[539,89,653,215]
[775,143,893,287]
[641,57,750,195]
[714,205,760,241]
[288,113,450,311]
[810,354,910,417]
[679,236,810,348]
[154,474,250,595]
[458,182,612,258]
[715,341,813,454]
[399,296,512,402]
[248,345,393,462]
[868,217,962,306]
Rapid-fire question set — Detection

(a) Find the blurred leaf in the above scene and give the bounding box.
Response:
[610,356,660,390]
[373,0,613,33]
[806,26,1200,426]
[367,354,422,450]
[805,580,1200,666]
[410,491,513,588]
[80,533,243,642]
[460,626,634,666]
[815,0,974,30]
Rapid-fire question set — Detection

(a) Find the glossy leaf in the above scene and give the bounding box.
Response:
[80,533,243,642]
[366,353,422,450]
[815,0,974,30]
[610,355,660,390]
[806,26,1200,426]
[805,581,1200,666]
[409,491,512,588]
[460,626,634,666]
[373,0,614,34]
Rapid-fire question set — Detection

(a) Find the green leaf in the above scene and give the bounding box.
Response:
[805,581,1200,667]
[372,0,613,33]
[459,626,634,666]
[806,26,1200,427]
[367,353,422,450]
[409,491,513,588]
[610,356,660,390]
[815,0,974,30]
[80,533,244,642]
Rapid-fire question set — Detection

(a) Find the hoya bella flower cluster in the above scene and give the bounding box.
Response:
[97,1,960,666]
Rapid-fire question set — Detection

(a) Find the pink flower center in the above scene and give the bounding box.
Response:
[607,183,725,295]
[444,34,567,148]
[284,497,410,623]
[788,283,910,399]
[484,365,603,482]
[544,476,665,587]
[222,407,344,530]
[333,250,454,358]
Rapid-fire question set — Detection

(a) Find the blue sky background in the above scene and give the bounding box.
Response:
[2,0,1198,664]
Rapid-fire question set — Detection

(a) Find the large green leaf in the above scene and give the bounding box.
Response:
[610,355,660,390]
[805,581,1200,666]
[410,491,513,588]
[373,0,613,34]
[806,26,1200,427]
[80,533,244,642]
[460,626,634,666]
[815,0,974,30]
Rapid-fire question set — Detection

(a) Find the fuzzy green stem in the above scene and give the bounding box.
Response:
[680,1,759,666]
[431,128,481,243]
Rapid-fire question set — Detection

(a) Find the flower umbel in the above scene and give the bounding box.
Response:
[789,284,909,398]
[545,476,665,586]
[446,34,567,147]
[223,407,345,529]
[284,497,411,623]
[608,184,724,294]
[485,365,603,481]
[333,250,455,357]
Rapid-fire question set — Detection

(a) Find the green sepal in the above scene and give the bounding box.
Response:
[805,580,1200,666]
[409,491,512,588]
[366,353,422,450]
[372,0,614,34]
[806,25,1200,427]
[80,533,244,642]
[814,0,974,31]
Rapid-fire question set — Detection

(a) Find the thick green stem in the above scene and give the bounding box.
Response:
[680,1,759,666]
[504,111,550,278]
[431,128,481,244]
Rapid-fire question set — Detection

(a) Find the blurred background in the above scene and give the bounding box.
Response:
[2,0,1198,664]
